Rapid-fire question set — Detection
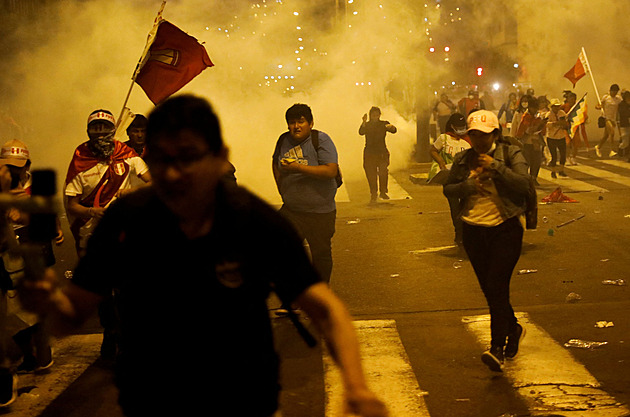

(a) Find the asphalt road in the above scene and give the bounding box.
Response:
[4,149,630,417]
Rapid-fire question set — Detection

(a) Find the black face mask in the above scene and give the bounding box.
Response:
[87,134,115,159]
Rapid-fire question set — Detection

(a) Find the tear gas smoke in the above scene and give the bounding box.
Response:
[2,0,629,205]
[0,0,428,204]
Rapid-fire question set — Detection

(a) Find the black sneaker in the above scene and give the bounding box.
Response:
[558,171,568,178]
[16,356,37,374]
[0,368,17,408]
[481,345,504,372]
[551,172,557,179]
[379,193,390,200]
[505,323,526,359]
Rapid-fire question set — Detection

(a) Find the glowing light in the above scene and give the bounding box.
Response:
[429,47,435,52]
[476,67,483,76]
[513,63,519,68]
[293,11,299,15]
[278,64,283,68]
[444,46,450,52]
[493,82,500,91]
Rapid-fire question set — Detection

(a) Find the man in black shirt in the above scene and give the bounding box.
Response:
[358,106,397,202]
[20,95,387,417]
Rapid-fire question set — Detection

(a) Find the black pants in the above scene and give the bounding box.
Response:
[547,137,566,167]
[279,207,336,283]
[463,217,523,347]
[363,150,389,196]
[446,195,463,244]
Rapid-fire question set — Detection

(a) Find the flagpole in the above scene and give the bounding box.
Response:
[567,92,587,116]
[581,47,603,109]
[116,1,166,128]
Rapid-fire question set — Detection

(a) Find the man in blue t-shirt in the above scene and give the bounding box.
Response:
[272,104,339,283]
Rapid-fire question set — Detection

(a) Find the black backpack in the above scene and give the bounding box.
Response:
[501,144,538,229]
[273,129,343,187]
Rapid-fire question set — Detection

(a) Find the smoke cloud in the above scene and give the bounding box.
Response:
[2,0,628,203]
[1,0,426,203]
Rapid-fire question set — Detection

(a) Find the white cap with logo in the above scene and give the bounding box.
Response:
[467,110,500,133]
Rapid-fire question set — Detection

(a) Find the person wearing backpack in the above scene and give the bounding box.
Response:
[272,103,339,284]
[443,110,532,373]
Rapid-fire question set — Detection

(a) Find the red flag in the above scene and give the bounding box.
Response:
[541,187,579,203]
[135,20,213,104]
[564,51,588,88]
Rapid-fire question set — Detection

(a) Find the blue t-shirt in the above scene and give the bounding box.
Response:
[275,130,338,213]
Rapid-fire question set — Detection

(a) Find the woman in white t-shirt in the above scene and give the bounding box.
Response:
[428,113,471,245]
[428,113,471,183]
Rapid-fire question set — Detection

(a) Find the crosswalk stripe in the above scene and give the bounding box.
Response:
[386,174,413,200]
[11,334,101,416]
[335,182,351,202]
[593,158,630,170]
[538,169,608,193]
[262,183,351,206]
[324,320,430,417]
[463,312,630,416]
[569,164,630,188]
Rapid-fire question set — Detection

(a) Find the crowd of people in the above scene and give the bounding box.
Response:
[432,83,630,189]
[0,79,628,413]
[0,96,389,416]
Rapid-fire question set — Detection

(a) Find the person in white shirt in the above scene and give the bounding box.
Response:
[595,84,622,157]
[544,98,569,178]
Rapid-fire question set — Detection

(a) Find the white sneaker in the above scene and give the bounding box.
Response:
[595,145,602,157]
[609,150,618,157]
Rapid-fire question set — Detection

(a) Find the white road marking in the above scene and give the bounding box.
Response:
[385,175,413,200]
[335,182,351,202]
[10,334,102,417]
[463,312,630,416]
[538,169,608,193]
[595,159,630,169]
[263,183,350,206]
[324,320,430,417]
[569,164,630,188]
[409,245,457,255]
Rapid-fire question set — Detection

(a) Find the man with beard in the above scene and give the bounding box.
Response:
[64,109,150,358]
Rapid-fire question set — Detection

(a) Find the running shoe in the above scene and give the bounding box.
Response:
[505,323,526,359]
[481,345,504,372]
[0,368,17,408]
[595,145,602,157]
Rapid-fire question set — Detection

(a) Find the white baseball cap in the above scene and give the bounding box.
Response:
[467,110,500,133]
[0,139,30,167]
